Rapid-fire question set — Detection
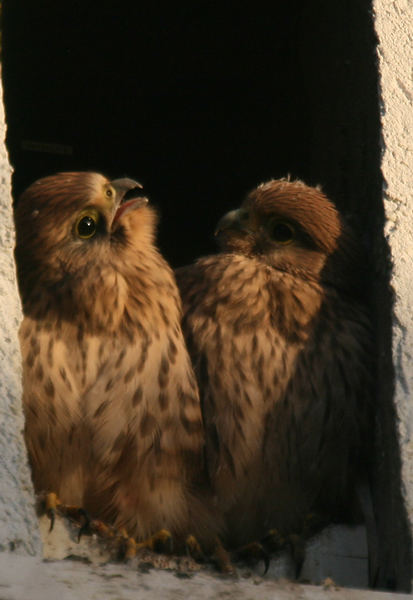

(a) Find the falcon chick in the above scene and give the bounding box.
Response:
[15,172,221,550]
[176,179,373,552]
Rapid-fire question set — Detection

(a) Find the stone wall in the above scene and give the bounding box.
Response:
[0,77,40,556]
[373,0,413,590]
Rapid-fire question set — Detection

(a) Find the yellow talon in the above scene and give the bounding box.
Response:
[44,492,60,512]
[136,528,173,554]
[43,492,62,531]
[123,535,137,560]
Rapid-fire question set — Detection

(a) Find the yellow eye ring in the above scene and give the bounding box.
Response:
[270,221,295,245]
[75,209,100,239]
[105,187,114,198]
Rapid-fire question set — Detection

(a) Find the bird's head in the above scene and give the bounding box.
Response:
[215,179,365,292]
[15,171,154,298]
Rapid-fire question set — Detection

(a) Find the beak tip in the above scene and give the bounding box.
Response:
[110,177,144,196]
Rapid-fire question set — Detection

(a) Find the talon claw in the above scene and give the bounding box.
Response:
[77,509,92,542]
[262,553,270,576]
[285,533,305,579]
[233,540,271,575]
[135,528,173,554]
[44,492,60,532]
[185,534,205,562]
[212,537,235,574]
[153,529,173,554]
[123,536,137,561]
[47,508,55,532]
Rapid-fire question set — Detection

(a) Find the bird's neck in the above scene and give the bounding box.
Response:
[22,251,181,338]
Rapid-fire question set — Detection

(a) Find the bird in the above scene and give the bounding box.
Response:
[176,178,374,563]
[14,171,223,554]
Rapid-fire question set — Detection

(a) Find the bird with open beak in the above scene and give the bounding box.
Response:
[15,172,223,556]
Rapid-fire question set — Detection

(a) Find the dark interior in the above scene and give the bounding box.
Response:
[2,1,311,266]
[2,0,411,591]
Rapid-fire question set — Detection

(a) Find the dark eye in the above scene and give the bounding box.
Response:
[270,221,295,245]
[75,210,100,239]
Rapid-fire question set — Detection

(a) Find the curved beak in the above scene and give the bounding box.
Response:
[111,177,148,223]
[215,208,244,236]
[111,177,143,201]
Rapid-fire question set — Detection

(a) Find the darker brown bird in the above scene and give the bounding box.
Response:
[15,172,221,551]
[176,179,373,557]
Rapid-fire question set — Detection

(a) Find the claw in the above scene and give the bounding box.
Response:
[74,509,92,541]
[262,553,270,575]
[89,519,116,538]
[44,492,60,532]
[115,528,136,561]
[234,540,270,574]
[212,537,235,574]
[123,535,137,561]
[286,533,305,579]
[153,529,173,554]
[135,528,173,554]
[48,508,55,532]
[261,527,306,578]
[261,528,285,551]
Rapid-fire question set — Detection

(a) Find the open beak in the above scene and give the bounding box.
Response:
[111,177,148,223]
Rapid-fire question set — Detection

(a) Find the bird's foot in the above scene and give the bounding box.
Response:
[42,492,60,532]
[211,537,236,574]
[233,527,306,577]
[39,491,134,557]
[233,540,270,574]
[40,492,91,537]
[261,526,311,578]
[185,534,205,562]
[135,528,174,555]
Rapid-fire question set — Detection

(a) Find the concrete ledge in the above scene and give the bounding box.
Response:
[0,554,410,600]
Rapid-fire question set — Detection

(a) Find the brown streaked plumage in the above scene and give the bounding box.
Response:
[15,171,221,549]
[176,179,373,551]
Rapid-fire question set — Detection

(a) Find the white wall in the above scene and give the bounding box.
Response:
[0,78,40,555]
[374,0,413,583]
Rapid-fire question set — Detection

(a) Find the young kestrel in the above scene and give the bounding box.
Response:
[15,172,222,551]
[176,179,374,556]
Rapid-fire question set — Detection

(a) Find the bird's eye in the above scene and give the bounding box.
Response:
[270,221,295,245]
[105,187,114,198]
[75,210,100,239]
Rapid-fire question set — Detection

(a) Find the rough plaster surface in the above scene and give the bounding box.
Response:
[0,514,403,600]
[374,0,413,562]
[0,78,41,556]
[1,554,410,600]
[37,513,369,588]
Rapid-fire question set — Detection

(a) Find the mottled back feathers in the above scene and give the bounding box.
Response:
[177,179,373,547]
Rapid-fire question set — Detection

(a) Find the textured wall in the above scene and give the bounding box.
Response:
[374,0,413,590]
[0,77,41,555]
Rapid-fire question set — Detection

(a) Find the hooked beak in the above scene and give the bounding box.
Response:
[111,177,148,223]
[215,208,245,236]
